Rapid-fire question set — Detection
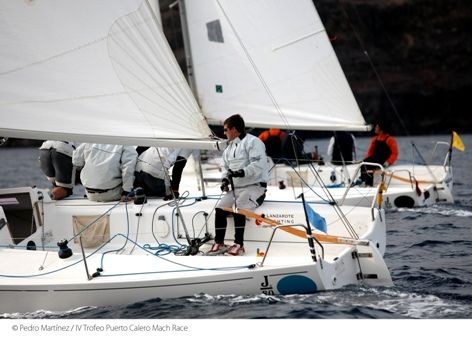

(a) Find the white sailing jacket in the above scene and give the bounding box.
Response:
[135,148,198,180]
[72,144,137,192]
[135,147,176,181]
[222,133,269,188]
[39,141,76,157]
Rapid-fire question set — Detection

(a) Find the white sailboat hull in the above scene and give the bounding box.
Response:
[0,246,390,313]
[0,187,392,313]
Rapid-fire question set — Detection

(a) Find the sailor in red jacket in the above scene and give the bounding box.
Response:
[359,122,398,186]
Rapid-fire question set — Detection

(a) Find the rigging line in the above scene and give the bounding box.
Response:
[149,196,192,247]
[191,211,205,239]
[301,151,359,238]
[99,196,134,266]
[269,157,321,201]
[191,192,222,239]
[340,4,410,137]
[305,161,359,238]
[171,198,199,246]
[410,143,440,183]
[284,160,331,204]
[340,3,439,188]
[215,0,292,131]
[157,147,192,246]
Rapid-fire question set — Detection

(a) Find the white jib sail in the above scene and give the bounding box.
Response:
[0,0,219,149]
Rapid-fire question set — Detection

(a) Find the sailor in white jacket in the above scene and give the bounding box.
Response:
[134,147,196,198]
[208,114,269,256]
[73,144,137,202]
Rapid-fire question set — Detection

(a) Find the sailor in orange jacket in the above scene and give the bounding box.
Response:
[360,122,398,186]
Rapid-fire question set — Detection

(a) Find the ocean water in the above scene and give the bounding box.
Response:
[0,134,471,320]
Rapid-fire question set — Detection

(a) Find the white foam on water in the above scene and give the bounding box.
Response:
[331,287,469,319]
[398,206,472,217]
[0,306,95,319]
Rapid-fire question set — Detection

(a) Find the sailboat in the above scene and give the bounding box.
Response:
[0,0,392,313]
[179,0,456,209]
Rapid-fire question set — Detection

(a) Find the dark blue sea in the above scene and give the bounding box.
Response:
[0,135,471,326]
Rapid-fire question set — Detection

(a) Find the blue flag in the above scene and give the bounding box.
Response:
[304,202,327,233]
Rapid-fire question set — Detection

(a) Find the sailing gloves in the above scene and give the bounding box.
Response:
[221,170,245,192]
[220,178,230,192]
[228,169,245,178]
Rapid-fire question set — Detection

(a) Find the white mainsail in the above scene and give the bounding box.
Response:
[0,0,220,149]
[184,0,369,131]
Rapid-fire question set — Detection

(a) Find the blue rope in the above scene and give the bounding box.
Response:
[142,243,185,256]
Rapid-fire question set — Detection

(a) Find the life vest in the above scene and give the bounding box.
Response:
[372,136,392,164]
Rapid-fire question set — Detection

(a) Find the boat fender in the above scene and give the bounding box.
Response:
[57,239,72,259]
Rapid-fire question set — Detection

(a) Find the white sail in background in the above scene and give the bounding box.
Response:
[184,0,369,131]
[0,0,219,149]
